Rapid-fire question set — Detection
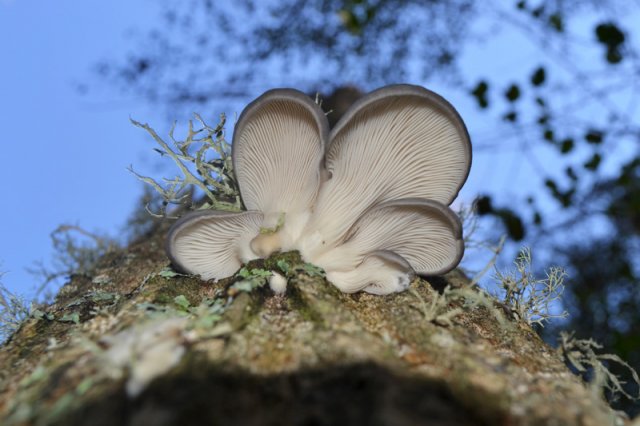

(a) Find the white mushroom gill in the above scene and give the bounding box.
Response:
[308,198,463,276]
[232,89,328,256]
[166,210,263,281]
[298,86,471,260]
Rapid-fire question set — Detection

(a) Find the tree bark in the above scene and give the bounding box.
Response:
[0,223,623,426]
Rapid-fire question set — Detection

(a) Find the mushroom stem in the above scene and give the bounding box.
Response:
[251,210,313,257]
[250,233,282,258]
[268,272,288,294]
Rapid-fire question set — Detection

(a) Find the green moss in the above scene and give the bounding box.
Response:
[246,250,302,273]
[145,275,212,306]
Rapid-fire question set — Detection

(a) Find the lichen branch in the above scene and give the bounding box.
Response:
[558,331,640,402]
[28,225,119,298]
[130,114,241,217]
[0,271,31,342]
[494,247,568,327]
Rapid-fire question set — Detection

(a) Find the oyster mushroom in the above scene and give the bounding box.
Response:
[166,210,263,280]
[298,84,471,260]
[166,89,327,281]
[310,198,463,294]
[165,85,472,292]
[232,88,328,256]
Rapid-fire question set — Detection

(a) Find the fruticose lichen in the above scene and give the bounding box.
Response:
[0,272,31,343]
[130,113,242,218]
[494,247,568,327]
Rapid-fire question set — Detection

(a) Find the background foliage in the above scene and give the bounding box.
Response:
[93,0,639,414]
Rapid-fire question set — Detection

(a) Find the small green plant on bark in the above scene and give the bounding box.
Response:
[230,267,273,293]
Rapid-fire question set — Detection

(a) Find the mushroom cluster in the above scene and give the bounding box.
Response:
[166,84,471,294]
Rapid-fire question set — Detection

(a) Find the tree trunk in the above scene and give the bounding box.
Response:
[0,222,623,426]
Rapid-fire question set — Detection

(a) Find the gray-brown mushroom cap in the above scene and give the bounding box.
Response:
[299,84,472,258]
[166,210,263,281]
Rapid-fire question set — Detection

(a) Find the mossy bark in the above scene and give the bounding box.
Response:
[0,223,623,426]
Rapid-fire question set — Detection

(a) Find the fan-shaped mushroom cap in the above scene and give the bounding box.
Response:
[326,251,414,295]
[232,89,329,255]
[166,210,263,281]
[299,84,471,257]
[306,198,463,276]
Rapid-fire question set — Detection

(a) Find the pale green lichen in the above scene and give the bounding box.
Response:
[158,267,186,279]
[130,113,241,217]
[276,259,292,275]
[30,309,54,322]
[231,267,273,293]
[494,247,568,327]
[58,312,81,324]
[558,331,640,402]
[412,244,570,331]
[28,225,119,299]
[98,316,189,397]
[412,284,508,328]
[455,203,506,284]
[0,272,31,342]
[410,286,464,327]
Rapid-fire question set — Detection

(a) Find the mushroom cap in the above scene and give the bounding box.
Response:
[309,198,464,276]
[232,88,328,220]
[301,84,471,253]
[326,250,414,295]
[165,210,263,281]
[328,84,472,201]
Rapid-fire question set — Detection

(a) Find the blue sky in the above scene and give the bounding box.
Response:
[0,1,637,298]
[0,0,162,295]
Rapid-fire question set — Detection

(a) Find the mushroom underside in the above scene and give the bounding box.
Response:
[166,210,263,281]
[165,85,471,293]
[303,198,464,277]
[232,89,328,254]
[302,85,471,254]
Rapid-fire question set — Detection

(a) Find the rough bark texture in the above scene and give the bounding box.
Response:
[0,223,626,426]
